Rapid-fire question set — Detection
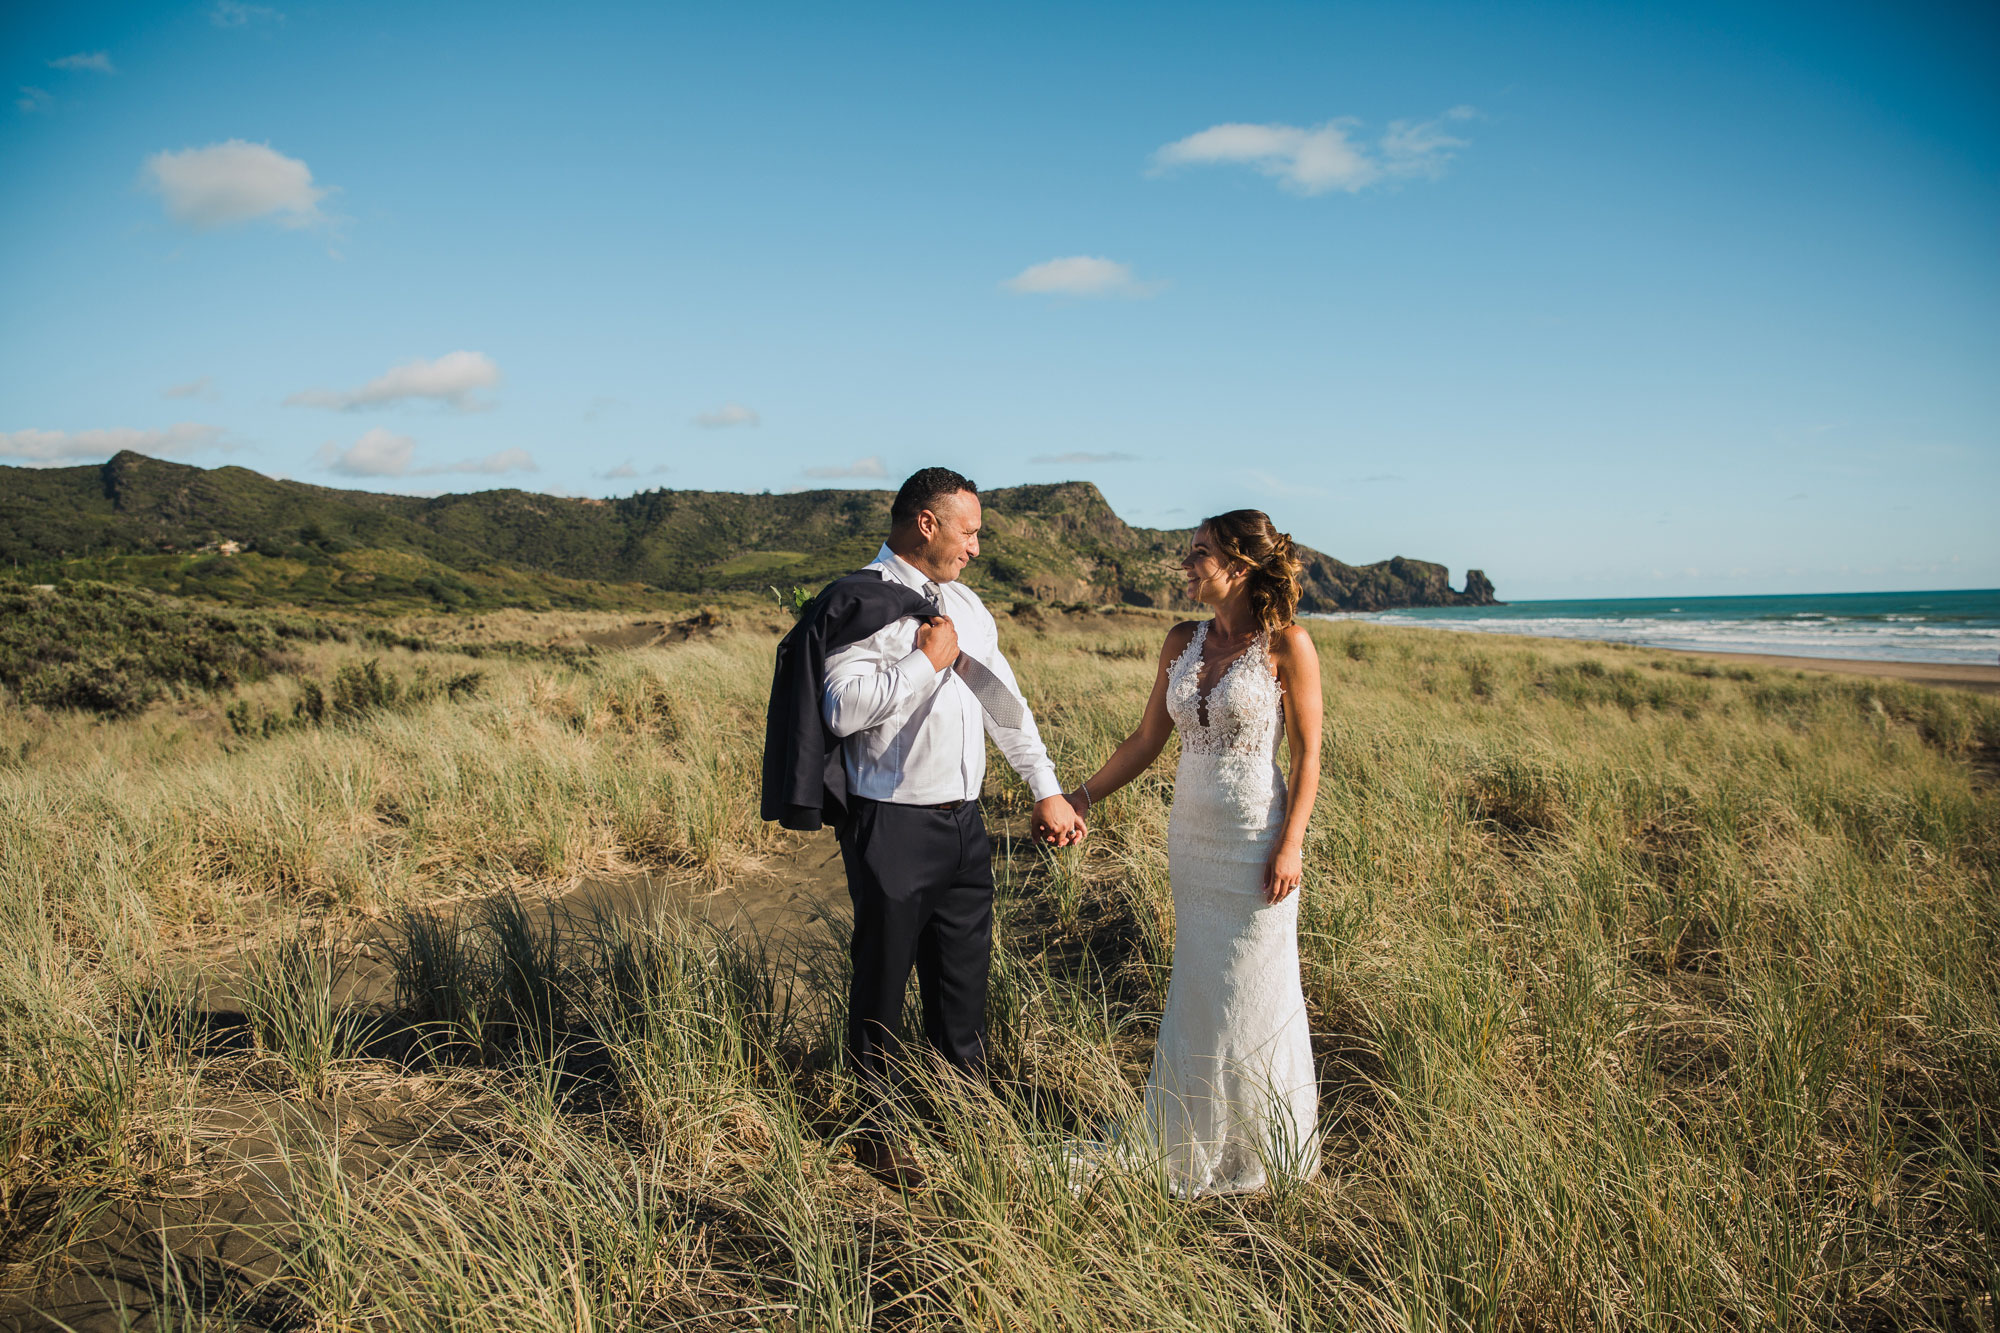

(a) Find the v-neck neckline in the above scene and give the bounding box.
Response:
[1191,621,1265,711]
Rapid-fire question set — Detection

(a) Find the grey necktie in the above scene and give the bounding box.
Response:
[923,580,1026,730]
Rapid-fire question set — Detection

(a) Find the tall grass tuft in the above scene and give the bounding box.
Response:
[384,905,489,1061]
[236,931,366,1096]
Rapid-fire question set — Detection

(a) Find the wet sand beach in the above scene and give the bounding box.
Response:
[1646,646,2000,695]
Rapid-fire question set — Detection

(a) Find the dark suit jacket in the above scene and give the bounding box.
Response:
[760,571,938,831]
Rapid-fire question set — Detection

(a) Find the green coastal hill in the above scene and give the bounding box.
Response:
[0,451,1499,614]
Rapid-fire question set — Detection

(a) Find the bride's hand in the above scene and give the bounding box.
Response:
[1263,847,1303,904]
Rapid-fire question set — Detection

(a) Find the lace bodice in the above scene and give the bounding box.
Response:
[1166,622,1284,759]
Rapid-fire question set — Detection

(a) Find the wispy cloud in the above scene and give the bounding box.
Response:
[315,427,414,477]
[49,51,115,74]
[210,1,282,27]
[17,87,54,114]
[1152,107,1475,195]
[313,428,535,478]
[143,140,332,230]
[1004,256,1159,298]
[597,459,674,480]
[287,351,500,412]
[1244,468,1327,498]
[0,422,226,466]
[802,456,887,480]
[694,403,759,429]
[446,447,536,475]
[162,376,216,401]
[1029,451,1141,465]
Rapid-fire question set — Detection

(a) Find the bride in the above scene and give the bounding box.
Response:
[1065,509,1322,1195]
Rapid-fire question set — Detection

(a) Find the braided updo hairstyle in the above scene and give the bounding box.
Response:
[1201,509,1303,634]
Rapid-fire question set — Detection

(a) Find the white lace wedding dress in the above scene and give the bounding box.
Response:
[1138,622,1319,1195]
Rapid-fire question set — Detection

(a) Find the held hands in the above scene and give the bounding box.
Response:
[1263,845,1303,905]
[1032,794,1087,848]
[915,614,959,672]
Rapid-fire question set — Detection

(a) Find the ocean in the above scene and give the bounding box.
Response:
[1321,589,2000,666]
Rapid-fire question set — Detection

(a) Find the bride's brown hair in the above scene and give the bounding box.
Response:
[1201,509,1302,634]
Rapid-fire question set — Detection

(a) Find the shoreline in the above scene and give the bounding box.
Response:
[1645,645,2000,695]
[1338,620,2000,694]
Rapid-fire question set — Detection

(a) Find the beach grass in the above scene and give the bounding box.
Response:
[1,602,1996,1329]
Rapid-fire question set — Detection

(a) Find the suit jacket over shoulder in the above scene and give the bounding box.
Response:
[760,572,937,831]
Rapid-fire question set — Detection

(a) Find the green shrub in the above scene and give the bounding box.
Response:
[0,579,332,715]
[228,659,485,738]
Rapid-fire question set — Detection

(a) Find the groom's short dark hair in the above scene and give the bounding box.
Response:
[891,467,978,527]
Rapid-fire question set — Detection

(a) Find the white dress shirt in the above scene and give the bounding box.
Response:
[822,545,1062,806]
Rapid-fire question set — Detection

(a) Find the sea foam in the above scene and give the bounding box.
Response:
[1321,590,2000,666]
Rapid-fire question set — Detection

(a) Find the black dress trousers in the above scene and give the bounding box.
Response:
[836,795,994,1131]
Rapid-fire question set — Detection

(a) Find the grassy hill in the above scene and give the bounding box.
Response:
[1,451,1499,614]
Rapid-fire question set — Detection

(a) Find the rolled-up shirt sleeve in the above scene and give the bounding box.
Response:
[823,640,940,738]
[976,647,1063,802]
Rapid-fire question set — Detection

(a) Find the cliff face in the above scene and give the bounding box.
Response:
[0,454,1500,612]
[1297,552,1500,613]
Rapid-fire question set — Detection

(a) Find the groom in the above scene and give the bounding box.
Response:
[761,466,1085,1185]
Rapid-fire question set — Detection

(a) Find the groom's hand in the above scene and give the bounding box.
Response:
[916,614,959,672]
[1033,794,1086,848]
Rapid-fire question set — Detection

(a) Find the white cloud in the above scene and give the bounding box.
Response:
[1156,122,1373,193]
[211,1,282,27]
[1029,450,1140,465]
[1152,108,1474,195]
[143,140,331,230]
[0,422,226,466]
[50,52,115,74]
[802,456,888,480]
[694,403,759,428]
[17,86,54,114]
[286,351,501,412]
[313,428,536,478]
[163,376,216,400]
[1004,256,1158,298]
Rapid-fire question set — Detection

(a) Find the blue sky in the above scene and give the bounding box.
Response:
[3,0,1995,599]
